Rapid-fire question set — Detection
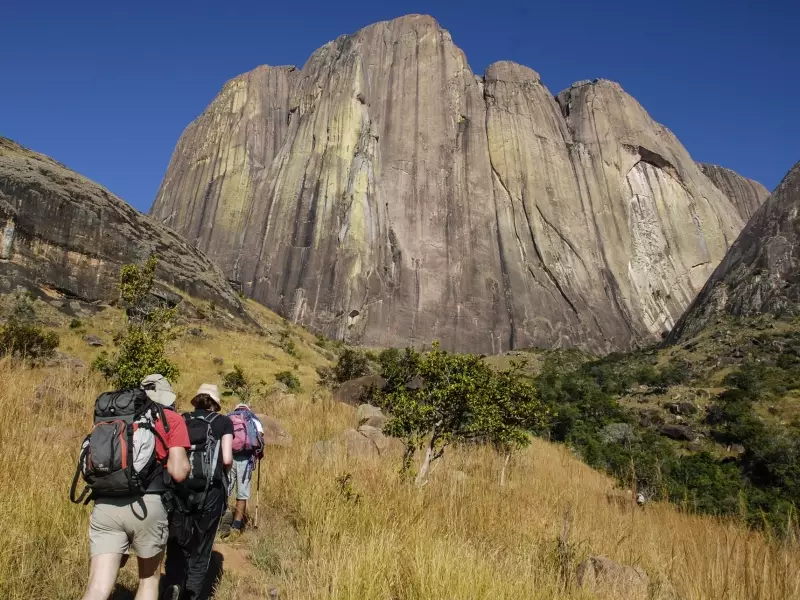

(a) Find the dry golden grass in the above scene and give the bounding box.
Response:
[2,303,800,599]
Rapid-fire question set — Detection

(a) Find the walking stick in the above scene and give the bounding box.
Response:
[254,458,261,529]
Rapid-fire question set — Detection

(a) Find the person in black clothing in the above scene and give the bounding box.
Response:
[162,384,233,600]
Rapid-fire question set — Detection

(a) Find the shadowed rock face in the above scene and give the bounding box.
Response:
[667,162,800,343]
[699,163,769,221]
[152,14,749,353]
[0,137,244,314]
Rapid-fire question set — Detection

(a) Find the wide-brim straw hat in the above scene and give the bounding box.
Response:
[193,383,222,411]
[141,374,177,407]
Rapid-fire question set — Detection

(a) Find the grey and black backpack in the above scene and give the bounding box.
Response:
[184,411,226,494]
[70,388,168,504]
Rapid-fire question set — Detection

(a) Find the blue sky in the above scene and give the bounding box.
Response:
[1,0,797,213]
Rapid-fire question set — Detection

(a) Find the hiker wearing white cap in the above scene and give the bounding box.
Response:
[77,374,190,600]
[222,402,264,537]
[162,383,233,600]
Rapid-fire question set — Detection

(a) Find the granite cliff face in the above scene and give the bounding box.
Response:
[152,15,751,353]
[0,137,244,314]
[667,162,800,343]
[699,163,769,221]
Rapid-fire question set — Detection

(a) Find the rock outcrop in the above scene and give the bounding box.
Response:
[667,161,800,343]
[699,163,769,221]
[0,137,244,314]
[152,14,749,353]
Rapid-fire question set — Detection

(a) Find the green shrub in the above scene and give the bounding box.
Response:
[223,364,253,401]
[374,343,548,485]
[275,370,301,392]
[334,348,370,383]
[0,320,59,360]
[69,318,83,330]
[93,256,179,389]
[0,295,59,361]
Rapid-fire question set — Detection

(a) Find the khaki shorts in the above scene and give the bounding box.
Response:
[89,494,168,558]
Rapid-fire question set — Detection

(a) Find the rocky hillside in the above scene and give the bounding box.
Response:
[0,137,245,315]
[699,163,769,221]
[668,161,800,343]
[152,14,757,354]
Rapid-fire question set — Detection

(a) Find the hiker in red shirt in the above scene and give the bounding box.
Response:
[79,374,190,600]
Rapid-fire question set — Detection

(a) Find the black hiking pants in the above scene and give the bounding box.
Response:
[164,485,226,600]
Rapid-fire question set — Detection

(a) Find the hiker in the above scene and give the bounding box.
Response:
[162,384,233,600]
[223,402,264,536]
[74,374,190,600]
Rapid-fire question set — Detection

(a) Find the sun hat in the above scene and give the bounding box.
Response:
[233,402,251,411]
[140,374,177,407]
[193,383,222,412]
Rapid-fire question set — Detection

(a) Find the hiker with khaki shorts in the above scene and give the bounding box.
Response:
[74,375,190,600]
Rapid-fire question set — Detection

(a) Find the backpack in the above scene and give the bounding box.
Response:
[228,409,263,457]
[70,388,168,504]
[184,411,226,493]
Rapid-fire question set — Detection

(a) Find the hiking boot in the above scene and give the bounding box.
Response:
[161,584,181,600]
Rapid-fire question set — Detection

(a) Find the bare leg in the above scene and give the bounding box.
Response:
[233,499,247,526]
[81,553,122,600]
[134,551,164,600]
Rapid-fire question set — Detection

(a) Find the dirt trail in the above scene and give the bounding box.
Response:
[214,539,280,599]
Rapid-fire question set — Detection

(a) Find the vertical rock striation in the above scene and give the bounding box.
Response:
[152,14,753,353]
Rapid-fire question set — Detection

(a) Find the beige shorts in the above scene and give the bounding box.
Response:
[89,494,168,558]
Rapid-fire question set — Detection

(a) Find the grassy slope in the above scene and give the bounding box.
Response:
[2,302,800,599]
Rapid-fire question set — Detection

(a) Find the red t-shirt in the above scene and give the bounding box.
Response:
[154,408,190,460]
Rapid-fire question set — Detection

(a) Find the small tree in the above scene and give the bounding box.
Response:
[223,364,254,402]
[275,370,301,392]
[94,256,179,388]
[375,343,548,486]
[334,348,370,383]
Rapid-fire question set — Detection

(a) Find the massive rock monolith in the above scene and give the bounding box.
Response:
[151,14,755,353]
[0,136,244,314]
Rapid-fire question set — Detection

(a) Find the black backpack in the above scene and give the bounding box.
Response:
[70,388,169,504]
[184,411,226,493]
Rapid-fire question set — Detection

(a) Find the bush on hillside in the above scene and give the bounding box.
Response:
[275,370,300,392]
[0,295,59,361]
[372,343,548,486]
[93,256,179,389]
[333,348,370,383]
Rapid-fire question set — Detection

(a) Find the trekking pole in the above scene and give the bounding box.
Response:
[255,458,261,529]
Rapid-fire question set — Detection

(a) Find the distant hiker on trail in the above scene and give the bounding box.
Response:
[221,402,264,537]
[72,374,190,600]
[162,384,233,600]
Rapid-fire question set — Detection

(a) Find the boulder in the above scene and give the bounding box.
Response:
[659,424,697,442]
[254,414,291,447]
[333,375,386,406]
[637,408,664,427]
[576,556,649,600]
[338,428,379,458]
[356,404,385,427]
[271,381,290,394]
[666,401,698,416]
[84,335,104,347]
